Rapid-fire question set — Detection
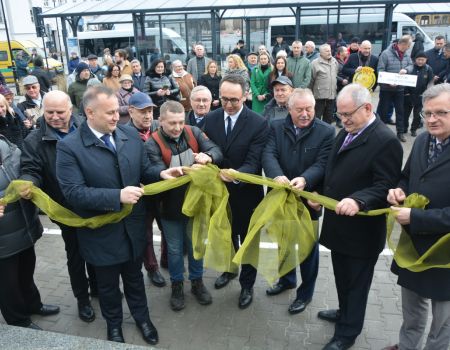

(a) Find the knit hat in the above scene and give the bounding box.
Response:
[86,78,102,88]
[415,51,427,59]
[75,62,90,74]
[0,85,13,96]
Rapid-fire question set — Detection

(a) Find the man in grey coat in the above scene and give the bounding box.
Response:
[187,44,211,84]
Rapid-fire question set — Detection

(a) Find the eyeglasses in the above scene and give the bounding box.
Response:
[220,97,241,106]
[25,85,39,90]
[336,103,366,120]
[420,110,450,119]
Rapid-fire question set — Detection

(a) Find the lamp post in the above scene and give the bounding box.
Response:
[0,0,20,93]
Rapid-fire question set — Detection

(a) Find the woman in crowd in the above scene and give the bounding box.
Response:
[170,60,195,114]
[0,94,31,151]
[116,74,140,124]
[144,59,179,119]
[269,56,292,84]
[102,64,121,92]
[223,54,250,93]
[250,51,273,114]
[198,60,221,110]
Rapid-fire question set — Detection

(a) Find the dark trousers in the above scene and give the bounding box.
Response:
[331,250,378,341]
[376,90,405,133]
[403,94,423,132]
[279,243,319,301]
[0,246,42,326]
[95,259,150,328]
[61,225,96,303]
[143,205,167,272]
[315,99,335,124]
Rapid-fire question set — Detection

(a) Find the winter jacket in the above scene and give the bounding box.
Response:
[378,44,413,92]
[68,72,95,115]
[143,73,180,108]
[272,42,291,60]
[17,92,45,127]
[287,55,311,88]
[0,135,42,259]
[342,52,379,83]
[116,87,140,124]
[0,111,29,150]
[187,56,211,83]
[425,47,447,81]
[310,56,338,100]
[171,72,195,112]
[405,64,433,97]
[68,57,80,74]
[305,51,319,62]
[262,98,289,124]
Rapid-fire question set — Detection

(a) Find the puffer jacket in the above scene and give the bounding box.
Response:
[310,56,338,100]
[377,44,413,92]
[143,73,180,108]
[68,72,95,114]
[0,135,42,258]
[287,55,311,88]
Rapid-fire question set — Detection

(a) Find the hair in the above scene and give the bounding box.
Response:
[258,51,272,67]
[422,83,450,104]
[82,85,116,110]
[270,56,290,82]
[337,83,372,106]
[114,49,127,59]
[105,64,121,78]
[287,88,315,109]
[159,100,185,119]
[435,35,445,41]
[0,94,14,116]
[319,44,331,53]
[227,54,246,70]
[336,46,348,60]
[190,85,212,101]
[148,59,167,76]
[171,60,183,68]
[205,60,219,75]
[399,35,412,45]
[292,40,303,47]
[130,59,141,65]
[276,50,288,58]
[33,57,44,67]
[304,41,315,50]
[42,90,72,110]
[220,74,246,95]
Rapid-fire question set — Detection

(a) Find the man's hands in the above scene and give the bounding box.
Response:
[120,186,144,204]
[193,152,212,165]
[335,198,360,216]
[0,204,5,218]
[387,188,410,225]
[219,169,237,182]
[290,177,306,190]
[160,167,184,179]
[387,188,406,206]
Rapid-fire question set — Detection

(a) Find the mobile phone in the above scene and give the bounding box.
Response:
[162,85,169,90]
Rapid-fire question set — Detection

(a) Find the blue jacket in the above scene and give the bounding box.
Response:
[56,122,159,266]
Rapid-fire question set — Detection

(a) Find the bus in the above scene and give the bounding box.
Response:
[267,13,434,56]
[76,27,188,67]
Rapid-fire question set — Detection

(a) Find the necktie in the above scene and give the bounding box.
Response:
[339,133,355,152]
[226,116,232,141]
[101,134,116,154]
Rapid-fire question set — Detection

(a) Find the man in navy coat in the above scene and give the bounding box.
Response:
[56,86,180,345]
[203,75,269,309]
[385,83,450,350]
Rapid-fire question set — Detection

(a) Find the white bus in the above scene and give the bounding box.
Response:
[76,27,188,66]
[268,13,434,55]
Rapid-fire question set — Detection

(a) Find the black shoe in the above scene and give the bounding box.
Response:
[322,338,355,350]
[78,302,95,323]
[170,281,185,311]
[288,298,311,314]
[27,322,42,330]
[214,272,237,289]
[411,130,417,137]
[318,309,341,323]
[34,304,60,316]
[148,270,166,287]
[238,288,253,309]
[107,327,124,343]
[266,282,296,296]
[137,321,158,345]
[397,133,406,142]
[191,278,212,305]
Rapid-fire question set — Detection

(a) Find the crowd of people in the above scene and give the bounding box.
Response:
[0,33,449,350]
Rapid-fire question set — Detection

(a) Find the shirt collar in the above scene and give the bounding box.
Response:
[224,105,244,121]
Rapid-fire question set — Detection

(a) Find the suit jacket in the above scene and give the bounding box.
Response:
[342,53,379,84]
[392,132,450,300]
[319,117,403,258]
[204,106,269,236]
[56,122,159,266]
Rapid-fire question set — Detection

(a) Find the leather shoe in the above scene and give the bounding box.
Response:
[397,133,406,142]
[318,309,340,323]
[137,321,158,345]
[266,282,296,296]
[214,272,237,289]
[238,288,253,309]
[78,302,95,323]
[107,327,125,343]
[322,338,355,350]
[148,270,166,287]
[34,304,60,316]
[27,322,42,330]
[288,298,311,314]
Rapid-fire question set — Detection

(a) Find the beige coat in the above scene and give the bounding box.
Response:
[309,56,338,100]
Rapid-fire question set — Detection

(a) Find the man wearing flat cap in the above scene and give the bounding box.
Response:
[87,54,104,81]
[263,76,294,124]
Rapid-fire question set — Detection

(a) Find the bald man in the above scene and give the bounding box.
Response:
[342,40,379,84]
[20,90,96,323]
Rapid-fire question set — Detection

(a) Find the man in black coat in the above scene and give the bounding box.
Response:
[385,84,450,350]
[56,86,180,345]
[131,59,146,92]
[203,75,269,309]
[341,40,378,85]
[262,88,335,315]
[313,84,403,350]
[21,90,96,323]
[425,35,447,83]
[185,85,212,130]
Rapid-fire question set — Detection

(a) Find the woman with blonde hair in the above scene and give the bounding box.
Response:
[223,54,250,93]
[0,94,31,150]
[250,51,273,113]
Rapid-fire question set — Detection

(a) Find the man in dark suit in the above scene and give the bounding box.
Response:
[384,83,450,350]
[311,84,403,350]
[203,75,269,309]
[131,59,146,92]
[262,88,335,314]
[185,85,212,130]
[341,40,378,84]
[56,86,179,345]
